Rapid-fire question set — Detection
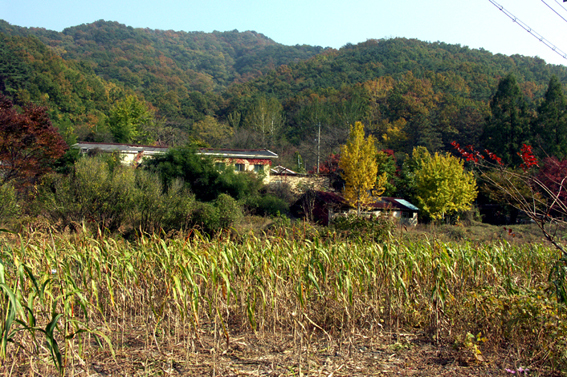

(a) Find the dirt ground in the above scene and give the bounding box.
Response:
[11,328,559,377]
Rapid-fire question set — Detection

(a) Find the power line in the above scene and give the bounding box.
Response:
[555,0,567,12]
[541,0,567,24]
[488,0,567,61]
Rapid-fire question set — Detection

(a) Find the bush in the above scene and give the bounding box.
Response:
[245,194,289,217]
[267,182,296,205]
[215,194,242,229]
[37,158,138,231]
[145,146,264,202]
[38,158,197,234]
[0,183,20,226]
[190,201,220,235]
[331,214,394,242]
[215,169,263,201]
[134,171,194,233]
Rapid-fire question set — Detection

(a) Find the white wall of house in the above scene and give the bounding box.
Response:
[214,158,271,183]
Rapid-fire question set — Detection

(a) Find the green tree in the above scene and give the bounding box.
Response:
[245,96,284,148]
[413,148,477,221]
[483,74,532,165]
[339,122,385,215]
[144,146,263,202]
[191,115,233,147]
[0,34,31,96]
[385,72,444,153]
[376,150,397,196]
[535,75,567,158]
[107,95,153,143]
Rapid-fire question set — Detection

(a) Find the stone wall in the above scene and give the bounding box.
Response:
[269,174,330,194]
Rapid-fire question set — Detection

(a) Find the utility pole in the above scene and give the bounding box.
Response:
[317,122,321,174]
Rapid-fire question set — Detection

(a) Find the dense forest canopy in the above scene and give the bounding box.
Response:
[1,19,567,170]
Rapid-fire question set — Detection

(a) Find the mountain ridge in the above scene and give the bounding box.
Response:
[2,18,567,169]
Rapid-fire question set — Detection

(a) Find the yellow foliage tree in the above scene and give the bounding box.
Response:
[340,122,386,215]
[413,148,478,220]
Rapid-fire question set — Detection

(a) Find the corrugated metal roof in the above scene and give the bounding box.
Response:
[394,199,419,211]
[364,197,419,212]
[271,165,298,175]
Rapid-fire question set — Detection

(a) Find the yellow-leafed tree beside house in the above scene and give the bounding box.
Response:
[340,122,387,215]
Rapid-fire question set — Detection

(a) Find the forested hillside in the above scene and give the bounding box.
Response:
[1,19,567,169]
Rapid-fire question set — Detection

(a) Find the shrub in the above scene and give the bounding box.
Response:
[38,157,138,232]
[245,194,289,217]
[134,171,194,233]
[0,183,20,226]
[158,180,195,232]
[215,194,242,229]
[331,213,394,242]
[267,182,296,205]
[145,146,264,202]
[190,201,220,235]
[74,158,137,231]
[38,158,197,234]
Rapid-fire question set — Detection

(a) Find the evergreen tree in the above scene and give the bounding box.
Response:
[483,74,532,165]
[245,96,284,148]
[535,75,567,158]
[376,150,397,196]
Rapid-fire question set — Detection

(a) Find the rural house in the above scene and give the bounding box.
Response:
[71,142,278,182]
[292,190,419,226]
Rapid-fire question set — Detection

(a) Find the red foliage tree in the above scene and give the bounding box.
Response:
[309,153,340,174]
[0,94,67,187]
[451,141,567,256]
[537,157,567,210]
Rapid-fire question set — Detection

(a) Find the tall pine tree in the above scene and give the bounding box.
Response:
[535,75,567,158]
[483,74,531,166]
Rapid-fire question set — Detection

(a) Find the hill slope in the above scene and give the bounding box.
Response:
[2,19,567,169]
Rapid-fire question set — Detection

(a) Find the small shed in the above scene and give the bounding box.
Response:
[365,197,419,226]
[292,191,419,226]
[291,191,348,226]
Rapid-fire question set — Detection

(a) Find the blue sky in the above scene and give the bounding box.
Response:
[2,0,567,66]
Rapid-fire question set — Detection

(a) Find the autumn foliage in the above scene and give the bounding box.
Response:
[310,153,340,174]
[339,122,386,215]
[0,94,67,187]
[451,141,567,258]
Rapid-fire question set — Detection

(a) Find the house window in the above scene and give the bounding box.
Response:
[215,162,226,171]
[254,164,264,173]
[235,163,245,172]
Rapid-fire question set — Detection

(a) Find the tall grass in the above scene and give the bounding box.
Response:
[0,228,566,374]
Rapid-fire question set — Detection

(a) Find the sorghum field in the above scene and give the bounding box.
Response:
[1,225,566,376]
